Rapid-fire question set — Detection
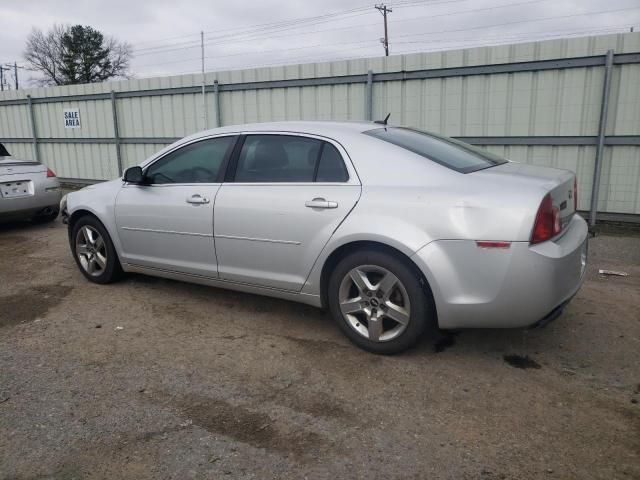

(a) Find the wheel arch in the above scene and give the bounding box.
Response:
[67,208,125,266]
[319,240,437,320]
[68,208,100,229]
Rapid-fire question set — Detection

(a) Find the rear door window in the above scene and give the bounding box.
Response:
[235,135,320,183]
[234,135,349,183]
[364,127,507,173]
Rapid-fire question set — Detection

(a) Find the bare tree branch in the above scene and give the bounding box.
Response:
[23,25,67,86]
[101,37,132,81]
[23,24,132,86]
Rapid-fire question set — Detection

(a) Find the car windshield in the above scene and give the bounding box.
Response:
[364,127,508,173]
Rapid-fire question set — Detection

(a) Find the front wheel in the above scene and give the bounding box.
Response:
[328,249,433,354]
[71,216,123,284]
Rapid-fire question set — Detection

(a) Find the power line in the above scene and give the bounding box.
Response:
[134,23,632,78]
[392,24,636,47]
[131,0,563,58]
[132,7,375,53]
[130,0,473,52]
[393,4,640,41]
[132,10,376,56]
[135,37,378,68]
[247,25,630,68]
[131,0,479,56]
[132,2,638,67]
[131,1,638,72]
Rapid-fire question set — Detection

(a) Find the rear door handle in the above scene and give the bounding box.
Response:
[186,194,210,205]
[305,197,338,209]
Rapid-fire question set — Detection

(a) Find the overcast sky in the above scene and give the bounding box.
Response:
[0,0,638,86]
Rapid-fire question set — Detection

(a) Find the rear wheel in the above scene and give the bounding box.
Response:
[328,249,433,354]
[71,216,123,284]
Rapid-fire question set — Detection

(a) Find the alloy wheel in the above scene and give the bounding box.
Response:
[338,265,411,342]
[75,225,107,277]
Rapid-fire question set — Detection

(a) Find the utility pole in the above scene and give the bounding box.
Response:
[375,3,392,56]
[201,30,208,130]
[0,63,18,91]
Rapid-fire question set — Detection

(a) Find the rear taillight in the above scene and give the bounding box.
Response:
[531,194,561,244]
[46,168,56,178]
[573,176,577,212]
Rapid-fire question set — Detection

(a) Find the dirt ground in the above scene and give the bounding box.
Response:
[0,219,638,480]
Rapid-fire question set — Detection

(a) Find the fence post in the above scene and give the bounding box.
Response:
[589,49,614,227]
[110,90,123,176]
[26,95,39,162]
[214,80,222,127]
[365,70,373,121]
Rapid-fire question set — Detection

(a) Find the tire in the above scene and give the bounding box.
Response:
[32,207,59,223]
[328,249,433,354]
[71,215,123,284]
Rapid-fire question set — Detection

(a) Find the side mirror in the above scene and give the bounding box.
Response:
[123,166,144,184]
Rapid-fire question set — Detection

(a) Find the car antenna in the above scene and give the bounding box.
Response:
[374,113,391,125]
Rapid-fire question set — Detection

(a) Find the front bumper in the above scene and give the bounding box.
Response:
[412,214,588,329]
[60,194,69,223]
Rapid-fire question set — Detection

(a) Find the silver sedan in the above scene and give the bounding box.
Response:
[63,122,588,354]
[0,143,62,223]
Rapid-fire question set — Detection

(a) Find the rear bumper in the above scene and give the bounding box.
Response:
[0,177,61,219]
[412,214,588,329]
[529,297,572,329]
[0,203,60,221]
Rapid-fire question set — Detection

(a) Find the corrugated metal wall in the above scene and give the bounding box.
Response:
[1,32,639,215]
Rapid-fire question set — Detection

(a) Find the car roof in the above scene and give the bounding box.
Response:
[191,121,379,142]
[141,121,390,169]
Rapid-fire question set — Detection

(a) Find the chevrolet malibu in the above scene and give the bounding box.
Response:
[63,122,587,354]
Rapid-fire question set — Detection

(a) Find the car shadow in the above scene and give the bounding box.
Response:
[0,218,60,234]
[123,271,564,363]
[125,272,327,322]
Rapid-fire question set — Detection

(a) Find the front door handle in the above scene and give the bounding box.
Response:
[305,197,338,209]
[186,194,210,205]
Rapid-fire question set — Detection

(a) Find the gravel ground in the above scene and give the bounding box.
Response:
[0,219,638,480]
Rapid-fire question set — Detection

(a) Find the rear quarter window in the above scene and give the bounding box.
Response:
[364,127,507,173]
[316,143,349,182]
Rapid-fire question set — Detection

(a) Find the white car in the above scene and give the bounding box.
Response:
[0,143,61,223]
[63,122,587,354]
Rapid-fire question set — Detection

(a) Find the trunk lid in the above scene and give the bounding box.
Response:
[475,161,577,221]
[0,158,47,177]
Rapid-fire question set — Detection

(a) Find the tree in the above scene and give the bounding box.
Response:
[24,25,131,86]
[23,25,66,86]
